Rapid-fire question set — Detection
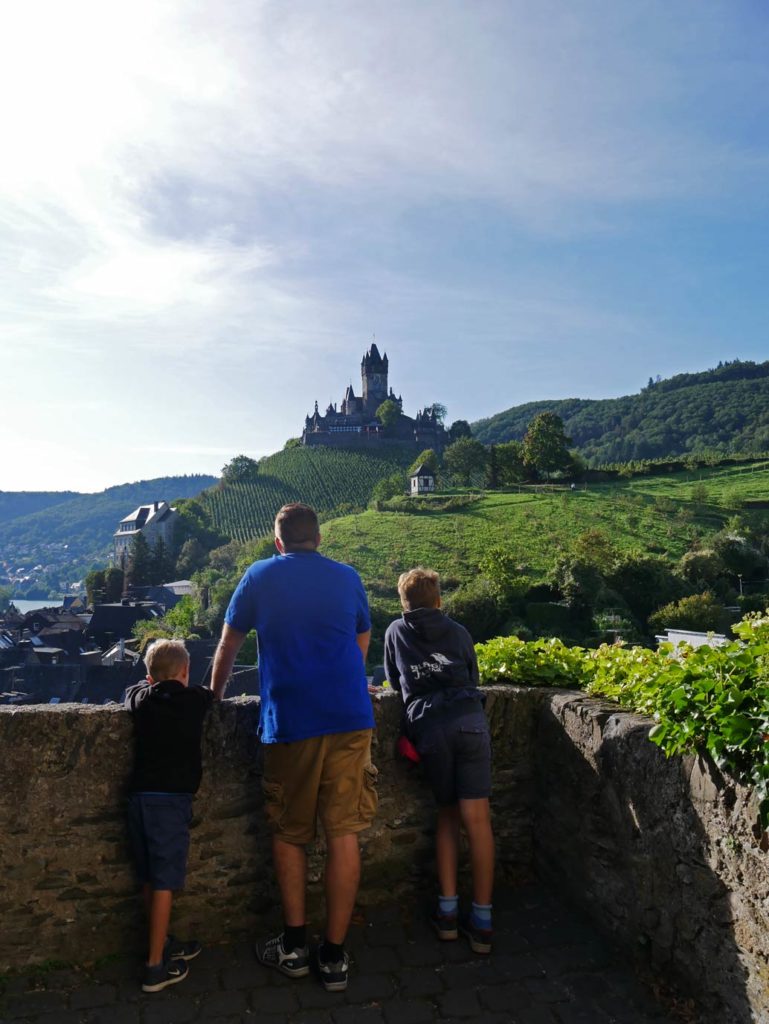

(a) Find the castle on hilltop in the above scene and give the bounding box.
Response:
[301,344,446,449]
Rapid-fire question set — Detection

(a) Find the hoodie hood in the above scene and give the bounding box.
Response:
[402,607,454,642]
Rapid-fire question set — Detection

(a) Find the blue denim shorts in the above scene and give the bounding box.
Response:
[415,709,492,806]
[127,792,193,891]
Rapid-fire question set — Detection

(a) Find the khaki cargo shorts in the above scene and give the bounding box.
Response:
[262,729,378,845]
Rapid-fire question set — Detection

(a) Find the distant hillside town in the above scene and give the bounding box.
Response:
[302,343,447,449]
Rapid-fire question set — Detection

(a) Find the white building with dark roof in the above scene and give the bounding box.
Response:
[113,501,177,564]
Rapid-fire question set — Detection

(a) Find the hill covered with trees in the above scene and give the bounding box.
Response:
[472,360,769,463]
[0,474,217,596]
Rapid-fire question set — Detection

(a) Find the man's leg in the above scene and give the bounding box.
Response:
[273,837,307,928]
[324,833,361,944]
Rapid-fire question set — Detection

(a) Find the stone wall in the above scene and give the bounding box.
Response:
[532,690,769,1024]
[1,688,767,1022]
[0,689,534,972]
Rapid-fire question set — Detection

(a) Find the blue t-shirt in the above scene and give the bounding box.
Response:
[225,550,374,743]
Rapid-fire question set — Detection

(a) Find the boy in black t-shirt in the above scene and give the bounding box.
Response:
[125,639,214,992]
[384,568,495,953]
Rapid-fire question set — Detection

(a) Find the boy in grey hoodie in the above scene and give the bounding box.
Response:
[383,568,495,953]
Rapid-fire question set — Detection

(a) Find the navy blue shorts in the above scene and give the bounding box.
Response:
[127,793,193,891]
[415,709,492,806]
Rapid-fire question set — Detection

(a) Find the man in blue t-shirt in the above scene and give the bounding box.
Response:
[210,503,376,993]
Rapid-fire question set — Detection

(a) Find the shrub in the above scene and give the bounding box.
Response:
[648,592,725,635]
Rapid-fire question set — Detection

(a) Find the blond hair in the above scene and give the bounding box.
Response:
[397,567,441,611]
[144,639,190,682]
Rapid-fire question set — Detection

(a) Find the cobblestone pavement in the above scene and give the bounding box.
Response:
[0,885,681,1024]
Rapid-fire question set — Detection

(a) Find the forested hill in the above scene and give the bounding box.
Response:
[472,360,769,464]
[0,475,218,590]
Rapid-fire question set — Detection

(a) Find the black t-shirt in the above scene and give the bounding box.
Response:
[125,680,214,794]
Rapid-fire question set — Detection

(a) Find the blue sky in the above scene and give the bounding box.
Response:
[1,0,768,491]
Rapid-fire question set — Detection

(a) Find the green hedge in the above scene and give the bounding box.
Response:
[476,616,769,827]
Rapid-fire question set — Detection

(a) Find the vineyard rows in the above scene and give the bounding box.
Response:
[200,446,416,542]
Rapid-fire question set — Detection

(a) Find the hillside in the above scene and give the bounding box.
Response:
[309,458,769,654]
[0,474,218,595]
[0,491,79,525]
[199,445,421,542]
[472,360,769,463]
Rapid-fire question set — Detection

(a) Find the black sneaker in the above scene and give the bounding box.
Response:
[430,909,459,941]
[255,933,310,978]
[166,935,202,961]
[316,948,349,992]
[142,957,189,993]
[459,915,493,954]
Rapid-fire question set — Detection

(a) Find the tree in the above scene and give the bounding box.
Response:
[478,546,530,605]
[103,567,125,602]
[606,554,680,621]
[523,412,573,478]
[443,437,488,487]
[495,441,527,485]
[174,538,208,579]
[283,437,301,449]
[151,536,172,585]
[485,445,500,489]
[409,449,438,474]
[85,570,106,607]
[648,592,724,634]
[449,419,472,442]
[221,455,260,483]
[0,584,13,613]
[370,472,406,506]
[127,533,154,589]
[424,402,448,425]
[376,399,401,430]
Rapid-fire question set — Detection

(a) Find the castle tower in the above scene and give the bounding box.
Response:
[361,343,388,411]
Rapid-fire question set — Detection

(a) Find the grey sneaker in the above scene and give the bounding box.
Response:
[255,933,310,978]
[142,957,188,992]
[317,948,349,992]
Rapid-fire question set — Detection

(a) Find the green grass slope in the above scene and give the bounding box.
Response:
[318,460,769,601]
[199,445,421,542]
[472,359,769,463]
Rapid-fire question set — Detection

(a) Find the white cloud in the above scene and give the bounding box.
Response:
[0,0,767,489]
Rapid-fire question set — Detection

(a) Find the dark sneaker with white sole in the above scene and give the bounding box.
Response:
[431,909,459,941]
[166,935,202,961]
[255,933,310,978]
[459,916,493,954]
[142,957,189,992]
[317,948,350,992]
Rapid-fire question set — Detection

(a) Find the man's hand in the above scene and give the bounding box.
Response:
[210,624,247,700]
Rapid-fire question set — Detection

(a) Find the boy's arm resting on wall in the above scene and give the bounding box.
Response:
[123,680,152,711]
[210,624,248,700]
[383,633,403,697]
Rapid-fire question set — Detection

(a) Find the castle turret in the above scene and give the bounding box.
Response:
[361,343,388,410]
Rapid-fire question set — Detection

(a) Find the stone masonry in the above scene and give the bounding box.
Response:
[0,688,767,1022]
